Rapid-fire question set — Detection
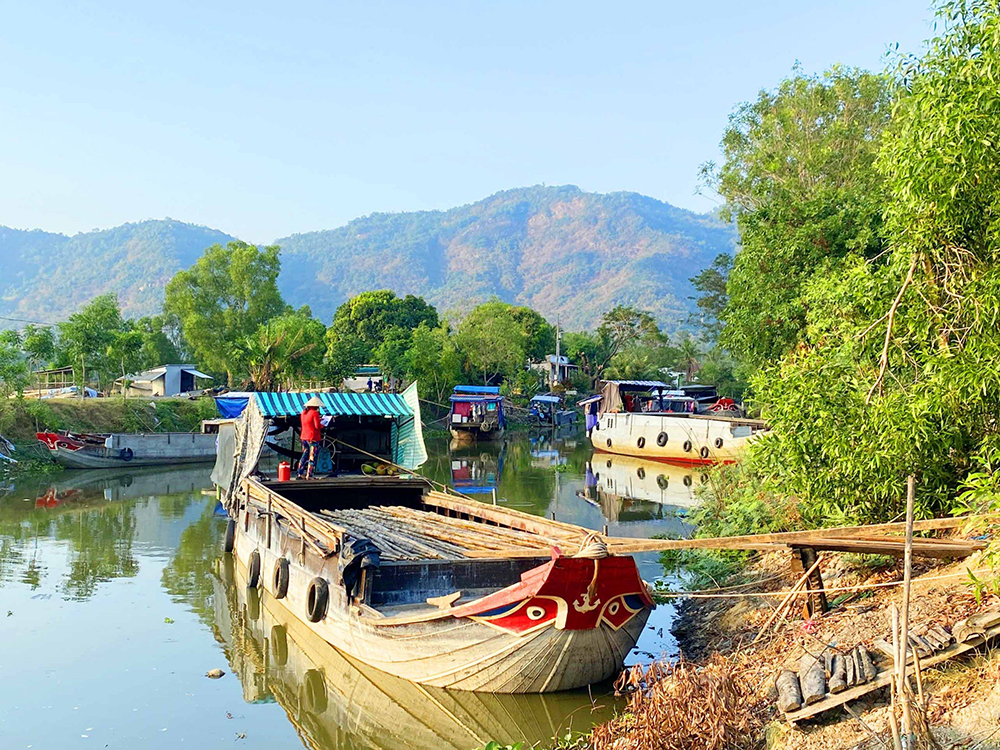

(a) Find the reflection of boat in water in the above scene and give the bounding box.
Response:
[214,557,618,750]
[36,430,217,468]
[16,465,214,509]
[449,444,506,495]
[581,381,768,464]
[583,454,709,510]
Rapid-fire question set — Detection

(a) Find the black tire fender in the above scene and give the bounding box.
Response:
[224,518,236,553]
[656,432,668,447]
[271,625,288,666]
[120,447,134,461]
[273,557,290,599]
[683,440,693,453]
[302,669,328,714]
[715,437,724,449]
[637,436,646,449]
[606,438,612,448]
[306,577,329,622]
[247,549,261,589]
[700,446,711,459]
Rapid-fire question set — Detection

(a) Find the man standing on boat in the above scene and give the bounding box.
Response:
[297,395,324,479]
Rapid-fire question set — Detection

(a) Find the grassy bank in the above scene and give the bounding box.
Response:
[0,397,218,444]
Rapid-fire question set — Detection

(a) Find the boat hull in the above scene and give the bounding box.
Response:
[233,502,652,693]
[37,431,218,469]
[589,412,765,464]
[449,425,504,443]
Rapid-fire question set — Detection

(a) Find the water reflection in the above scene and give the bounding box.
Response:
[0,465,214,598]
[215,556,617,750]
[0,433,692,750]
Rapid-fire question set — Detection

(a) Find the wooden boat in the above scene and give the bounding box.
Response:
[215,386,655,694]
[36,430,217,469]
[580,380,768,465]
[449,386,505,442]
[213,555,620,750]
[528,393,577,427]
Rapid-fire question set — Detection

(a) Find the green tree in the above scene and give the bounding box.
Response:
[738,2,1000,524]
[706,66,892,371]
[21,325,57,370]
[163,242,288,384]
[134,316,184,369]
[454,299,530,384]
[688,253,732,341]
[403,322,462,402]
[232,307,327,390]
[58,293,130,390]
[0,337,29,397]
[325,290,438,382]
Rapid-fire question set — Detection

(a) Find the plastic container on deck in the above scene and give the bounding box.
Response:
[277,461,291,482]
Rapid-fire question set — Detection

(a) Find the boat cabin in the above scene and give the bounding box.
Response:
[528,393,577,427]
[449,386,506,440]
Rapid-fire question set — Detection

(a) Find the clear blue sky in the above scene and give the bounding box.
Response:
[1,1,935,242]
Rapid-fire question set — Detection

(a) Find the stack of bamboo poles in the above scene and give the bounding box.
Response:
[319,506,557,561]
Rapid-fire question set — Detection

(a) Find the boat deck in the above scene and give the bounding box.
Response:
[319,505,558,561]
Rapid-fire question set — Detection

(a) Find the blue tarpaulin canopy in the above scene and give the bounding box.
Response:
[453,385,500,395]
[215,393,253,419]
[607,380,669,390]
[530,394,561,404]
[253,391,413,418]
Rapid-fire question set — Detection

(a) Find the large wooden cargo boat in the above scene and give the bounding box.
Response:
[36,430,218,469]
[214,385,654,693]
[449,385,506,442]
[580,380,768,465]
[213,555,618,750]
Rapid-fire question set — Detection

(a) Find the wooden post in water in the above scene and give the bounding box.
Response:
[492,488,497,506]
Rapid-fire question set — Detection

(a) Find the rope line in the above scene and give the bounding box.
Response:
[654,567,990,600]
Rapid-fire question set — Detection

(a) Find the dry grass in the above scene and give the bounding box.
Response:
[589,656,763,750]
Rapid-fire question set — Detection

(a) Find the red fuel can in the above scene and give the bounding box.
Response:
[277,461,291,482]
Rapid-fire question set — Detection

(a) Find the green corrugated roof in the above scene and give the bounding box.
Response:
[252,391,412,418]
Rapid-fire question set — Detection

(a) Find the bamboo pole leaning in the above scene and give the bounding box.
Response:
[752,555,824,644]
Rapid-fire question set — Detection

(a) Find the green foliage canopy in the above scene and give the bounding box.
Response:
[163,241,288,383]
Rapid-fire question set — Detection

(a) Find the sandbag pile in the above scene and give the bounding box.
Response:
[775,644,879,712]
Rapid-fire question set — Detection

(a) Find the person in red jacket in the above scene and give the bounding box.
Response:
[297,396,324,479]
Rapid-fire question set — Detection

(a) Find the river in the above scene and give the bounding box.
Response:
[0,429,705,749]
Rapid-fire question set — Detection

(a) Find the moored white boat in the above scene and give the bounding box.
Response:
[581,381,768,464]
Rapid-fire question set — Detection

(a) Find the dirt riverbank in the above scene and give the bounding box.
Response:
[593,533,1000,750]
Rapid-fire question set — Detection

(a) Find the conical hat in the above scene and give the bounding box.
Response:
[304,395,324,408]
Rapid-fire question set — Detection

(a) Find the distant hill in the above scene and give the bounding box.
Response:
[0,186,736,331]
[0,220,236,323]
[276,185,736,331]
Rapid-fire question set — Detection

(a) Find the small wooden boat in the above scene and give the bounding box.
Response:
[449,386,505,442]
[580,380,768,464]
[37,430,218,469]
[528,393,577,427]
[215,386,655,694]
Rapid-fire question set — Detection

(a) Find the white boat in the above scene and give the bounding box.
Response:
[580,380,768,465]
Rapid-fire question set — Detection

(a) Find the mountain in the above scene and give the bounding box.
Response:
[0,220,236,323]
[0,186,736,331]
[276,185,736,331]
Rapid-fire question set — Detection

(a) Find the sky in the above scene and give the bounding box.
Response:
[1,1,937,243]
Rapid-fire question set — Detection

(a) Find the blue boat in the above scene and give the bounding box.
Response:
[449,386,505,442]
[528,393,577,427]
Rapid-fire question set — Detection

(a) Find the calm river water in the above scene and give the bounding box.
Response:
[0,429,704,749]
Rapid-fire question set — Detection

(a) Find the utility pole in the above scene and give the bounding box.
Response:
[553,316,561,388]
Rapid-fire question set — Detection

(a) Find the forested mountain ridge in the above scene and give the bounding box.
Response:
[0,220,236,323]
[276,185,736,330]
[0,186,735,330]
